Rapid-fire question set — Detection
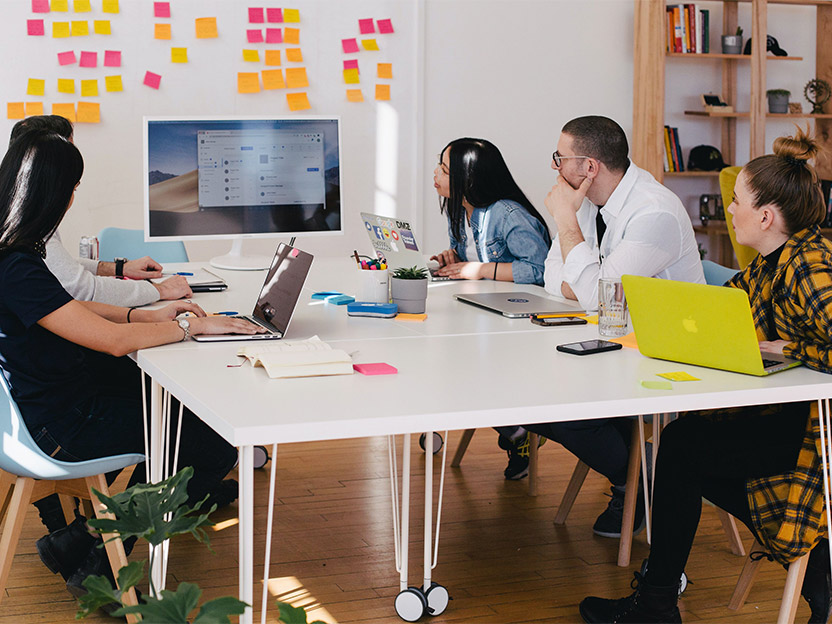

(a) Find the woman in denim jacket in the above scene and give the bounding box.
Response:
[431,138,551,285]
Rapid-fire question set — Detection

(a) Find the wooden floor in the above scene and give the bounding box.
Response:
[0,430,809,623]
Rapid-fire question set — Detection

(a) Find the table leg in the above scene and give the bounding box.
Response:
[818,399,832,585]
[423,430,433,590]
[148,379,166,596]
[239,444,255,624]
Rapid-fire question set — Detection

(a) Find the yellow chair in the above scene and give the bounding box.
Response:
[719,166,758,269]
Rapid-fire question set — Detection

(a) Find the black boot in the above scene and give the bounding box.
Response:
[802,539,832,624]
[580,571,682,623]
[36,515,97,581]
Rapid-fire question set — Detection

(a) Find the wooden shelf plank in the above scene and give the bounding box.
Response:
[667,52,803,61]
[684,110,750,117]
[767,112,832,118]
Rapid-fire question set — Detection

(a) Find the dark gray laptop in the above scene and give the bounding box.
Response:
[454,292,585,318]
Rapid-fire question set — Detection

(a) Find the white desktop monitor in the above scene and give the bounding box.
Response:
[143,115,342,270]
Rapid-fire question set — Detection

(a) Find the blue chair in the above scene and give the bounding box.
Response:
[702,259,739,286]
[0,372,144,618]
[98,227,188,263]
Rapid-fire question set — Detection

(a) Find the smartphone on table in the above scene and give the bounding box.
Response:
[556,339,623,355]
[531,315,588,327]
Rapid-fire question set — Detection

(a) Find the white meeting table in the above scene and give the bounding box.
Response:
[136,257,832,624]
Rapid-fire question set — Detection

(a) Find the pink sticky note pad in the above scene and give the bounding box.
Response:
[266,7,282,22]
[342,38,359,53]
[353,363,398,376]
[32,0,50,13]
[248,7,264,23]
[58,50,77,65]
[104,50,121,67]
[27,19,45,36]
[343,59,358,71]
[143,71,161,89]
[153,2,170,18]
[265,28,282,43]
[358,18,374,34]
[247,29,263,43]
[79,51,97,67]
[377,18,394,34]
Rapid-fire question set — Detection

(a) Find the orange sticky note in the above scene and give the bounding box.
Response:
[242,49,260,62]
[284,27,299,44]
[52,0,69,10]
[7,103,25,120]
[104,75,123,92]
[154,23,171,40]
[80,79,98,97]
[286,92,310,111]
[52,103,76,121]
[25,102,44,116]
[93,20,111,35]
[71,20,89,36]
[285,67,308,89]
[74,0,91,12]
[343,68,359,84]
[237,72,260,93]
[53,22,71,38]
[171,47,188,63]
[261,69,285,89]
[27,78,45,96]
[286,48,303,63]
[283,8,300,22]
[375,83,390,101]
[195,17,218,39]
[102,0,119,13]
[264,50,281,66]
[57,78,75,94]
[377,63,392,79]
[362,38,379,51]
[346,88,363,103]
[77,101,100,123]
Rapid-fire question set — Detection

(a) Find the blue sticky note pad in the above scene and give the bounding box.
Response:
[326,294,355,305]
[347,302,398,318]
[312,291,342,300]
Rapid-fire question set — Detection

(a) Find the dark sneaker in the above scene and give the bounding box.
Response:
[497,432,545,480]
[580,571,682,623]
[592,485,646,538]
[37,516,97,581]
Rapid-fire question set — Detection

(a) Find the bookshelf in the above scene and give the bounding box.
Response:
[632,0,832,266]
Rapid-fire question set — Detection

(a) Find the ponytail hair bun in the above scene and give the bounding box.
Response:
[772,126,819,165]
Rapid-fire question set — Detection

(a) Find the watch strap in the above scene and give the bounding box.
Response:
[115,257,126,278]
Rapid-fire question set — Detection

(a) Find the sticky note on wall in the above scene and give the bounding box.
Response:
[247,29,263,43]
[377,63,392,79]
[285,67,308,88]
[52,103,76,121]
[375,84,390,100]
[342,38,359,53]
[32,0,50,13]
[154,2,170,18]
[25,102,44,116]
[261,69,284,89]
[359,18,375,34]
[57,78,75,93]
[27,20,45,36]
[155,23,171,39]
[286,48,303,63]
[343,68,359,84]
[266,8,282,22]
[195,17,218,38]
[27,78,45,96]
[105,75,123,92]
[264,50,281,66]
[74,0,92,12]
[346,89,363,102]
[266,28,282,43]
[7,103,25,119]
[77,101,100,123]
[286,92,310,111]
[377,19,394,34]
[143,71,161,89]
[79,51,97,67]
[242,49,260,62]
[53,22,70,38]
[52,0,69,11]
[362,39,379,51]
[104,50,121,67]
[171,47,188,63]
[248,7,264,23]
[102,0,119,13]
[58,50,77,65]
[237,72,260,93]
[284,27,299,44]
[71,21,89,36]
[283,8,300,22]
[93,20,111,35]
[80,79,98,96]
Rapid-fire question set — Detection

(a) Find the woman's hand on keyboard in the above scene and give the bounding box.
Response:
[136,301,207,323]
[190,316,268,336]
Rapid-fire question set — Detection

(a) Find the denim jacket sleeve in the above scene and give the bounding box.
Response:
[488,201,550,285]
[445,216,468,262]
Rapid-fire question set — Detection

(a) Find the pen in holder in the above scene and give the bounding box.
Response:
[358,267,389,303]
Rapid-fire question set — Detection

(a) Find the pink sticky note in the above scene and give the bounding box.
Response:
[265,28,282,43]
[358,18,375,34]
[79,51,97,67]
[32,0,50,13]
[27,19,45,36]
[343,59,359,71]
[143,71,161,89]
[377,18,394,34]
[153,2,170,18]
[266,8,282,22]
[104,50,121,67]
[248,7,264,23]
[57,50,77,65]
[246,29,263,43]
[353,363,398,376]
[342,38,359,54]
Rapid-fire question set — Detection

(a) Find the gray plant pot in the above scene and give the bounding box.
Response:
[767,93,790,114]
[390,277,428,314]
[721,35,743,55]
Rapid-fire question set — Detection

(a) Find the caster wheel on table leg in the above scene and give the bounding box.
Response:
[253,445,270,469]
[418,432,444,455]
[394,587,427,622]
[425,582,449,616]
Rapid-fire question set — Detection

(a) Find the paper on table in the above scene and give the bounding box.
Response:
[610,332,638,350]
[657,371,700,382]
[396,313,426,322]
[354,363,397,376]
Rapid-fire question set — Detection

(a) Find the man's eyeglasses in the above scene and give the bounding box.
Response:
[552,150,591,168]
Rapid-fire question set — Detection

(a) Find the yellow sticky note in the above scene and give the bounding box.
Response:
[80,79,98,96]
[264,50,281,66]
[396,313,427,322]
[346,88,363,103]
[657,371,700,382]
[171,47,188,63]
[25,102,44,116]
[57,78,75,94]
[27,78,45,96]
[284,27,299,44]
[377,63,392,79]
[71,20,89,36]
[286,48,303,63]
[102,0,120,14]
[610,332,639,350]
[261,69,285,90]
[585,314,599,325]
[286,92,310,111]
[283,8,300,22]
[7,103,25,120]
[93,20,111,35]
[74,0,91,12]
[237,72,260,93]
[53,22,71,38]
[362,38,379,51]
[343,68,359,84]
[105,75,123,92]
[242,49,260,62]
[52,103,76,121]
[195,17,218,39]
[154,23,171,40]
[77,101,100,123]
[52,0,69,11]
[375,83,390,101]
[285,67,308,89]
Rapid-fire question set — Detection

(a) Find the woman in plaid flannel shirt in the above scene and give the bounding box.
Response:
[581,128,832,624]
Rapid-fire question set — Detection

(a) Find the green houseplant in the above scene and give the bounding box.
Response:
[766,88,791,114]
[390,266,428,314]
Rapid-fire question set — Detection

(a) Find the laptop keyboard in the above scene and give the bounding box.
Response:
[762,358,781,369]
[232,316,277,334]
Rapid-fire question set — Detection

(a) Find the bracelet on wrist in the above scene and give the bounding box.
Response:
[493,262,499,280]
[126,306,137,323]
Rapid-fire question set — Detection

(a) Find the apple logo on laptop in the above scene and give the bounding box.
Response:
[682,317,698,333]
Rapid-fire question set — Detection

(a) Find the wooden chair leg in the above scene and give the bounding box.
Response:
[59,493,78,526]
[618,421,643,567]
[0,477,35,602]
[554,460,590,525]
[716,508,746,556]
[451,429,476,468]
[728,539,766,610]
[778,552,809,624]
[528,432,540,496]
[0,470,16,524]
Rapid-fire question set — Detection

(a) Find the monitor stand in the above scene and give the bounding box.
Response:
[209,238,271,271]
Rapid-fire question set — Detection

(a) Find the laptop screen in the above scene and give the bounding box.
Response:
[253,243,313,333]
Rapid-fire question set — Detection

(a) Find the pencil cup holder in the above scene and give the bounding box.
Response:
[358,268,389,303]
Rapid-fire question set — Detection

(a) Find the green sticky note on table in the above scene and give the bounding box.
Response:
[641,380,673,390]
[657,371,700,382]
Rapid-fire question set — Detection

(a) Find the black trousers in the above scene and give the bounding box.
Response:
[645,402,809,586]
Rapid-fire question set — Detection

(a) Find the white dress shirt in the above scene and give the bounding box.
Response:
[544,162,705,310]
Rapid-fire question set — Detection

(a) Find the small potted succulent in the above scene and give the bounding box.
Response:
[766,88,791,114]
[722,26,743,55]
[390,266,428,314]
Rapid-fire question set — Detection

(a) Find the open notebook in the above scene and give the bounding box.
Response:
[237,336,353,379]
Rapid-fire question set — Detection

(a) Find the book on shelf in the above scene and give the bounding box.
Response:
[671,126,685,171]
[663,126,685,172]
[237,336,353,379]
[663,126,674,172]
[666,4,708,54]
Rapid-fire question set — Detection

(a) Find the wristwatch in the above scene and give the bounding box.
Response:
[177,318,191,342]
[114,257,127,278]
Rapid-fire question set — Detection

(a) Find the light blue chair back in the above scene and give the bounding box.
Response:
[702,260,739,287]
[98,227,188,264]
[0,371,144,480]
